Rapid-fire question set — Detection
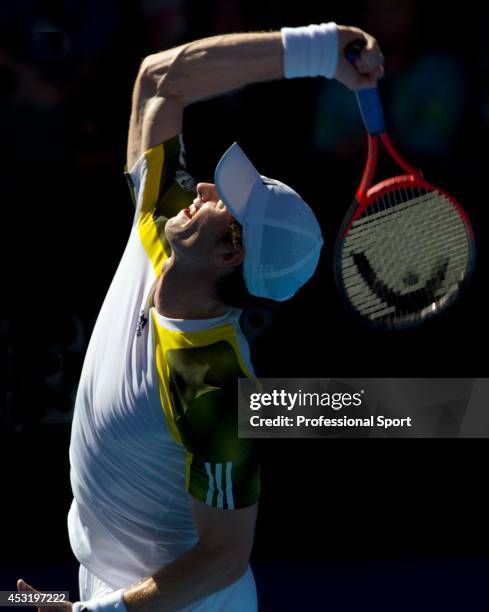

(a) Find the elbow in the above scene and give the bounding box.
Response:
[138,51,187,100]
[134,56,157,100]
[138,52,169,81]
[137,55,168,90]
[137,56,150,81]
[136,55,171,97]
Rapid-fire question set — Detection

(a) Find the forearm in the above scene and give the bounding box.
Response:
[127,23,383,166]
[123,540,245,612]
[140,32,284,105]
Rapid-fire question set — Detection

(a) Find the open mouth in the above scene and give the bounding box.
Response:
[182,200,204,222]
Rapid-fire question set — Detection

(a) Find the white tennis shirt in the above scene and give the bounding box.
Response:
[67,136,259,610]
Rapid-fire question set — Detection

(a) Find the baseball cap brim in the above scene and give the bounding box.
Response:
[214,142,261,221]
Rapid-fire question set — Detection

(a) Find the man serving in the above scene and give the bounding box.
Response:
[18,19,383,612]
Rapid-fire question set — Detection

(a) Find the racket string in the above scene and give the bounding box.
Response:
[340,187,472,326]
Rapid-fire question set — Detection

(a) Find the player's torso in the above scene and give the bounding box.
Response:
[69,223,198,568]
[68,144,200,582]
[68,139,258,591]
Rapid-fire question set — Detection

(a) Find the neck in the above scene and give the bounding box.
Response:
[154,256,230,319]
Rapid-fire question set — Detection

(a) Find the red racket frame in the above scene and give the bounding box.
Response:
[343,133,475,240]
[335,132,476,329]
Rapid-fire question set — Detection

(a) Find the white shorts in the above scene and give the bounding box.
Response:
[78,563,258,611]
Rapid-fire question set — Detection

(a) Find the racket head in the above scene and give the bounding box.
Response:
[334,174,476,330]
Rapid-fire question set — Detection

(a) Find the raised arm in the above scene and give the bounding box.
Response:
[126,25,384,169]
[127,32,283,169]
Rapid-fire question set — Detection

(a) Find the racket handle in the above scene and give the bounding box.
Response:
[345,41,385,136]
[354,89,385,135]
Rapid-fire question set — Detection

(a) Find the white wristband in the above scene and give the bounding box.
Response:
[281,22,339,79]
[72,588,127,612]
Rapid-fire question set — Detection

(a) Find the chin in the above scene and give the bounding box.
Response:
[164,216,179,238]
[165,222,188,252]
[163,226,177,252]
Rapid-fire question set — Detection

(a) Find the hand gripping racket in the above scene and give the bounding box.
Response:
[334,42,475,330]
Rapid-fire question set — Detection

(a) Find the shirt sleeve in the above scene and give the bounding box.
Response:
[165,341,261,510]
[185,387,261,510]
[124,135,197,225]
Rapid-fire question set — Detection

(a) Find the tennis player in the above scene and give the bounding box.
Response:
[17,21,383,612]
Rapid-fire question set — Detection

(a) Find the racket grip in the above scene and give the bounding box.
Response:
[355,89,385,135]
[345,40,385,135]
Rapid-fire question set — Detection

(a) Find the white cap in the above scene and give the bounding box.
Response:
[215,142,324,302]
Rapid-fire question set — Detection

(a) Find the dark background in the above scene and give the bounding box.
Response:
[2,1,488,610]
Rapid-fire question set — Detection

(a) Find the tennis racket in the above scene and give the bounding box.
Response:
[334,41,475,330]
